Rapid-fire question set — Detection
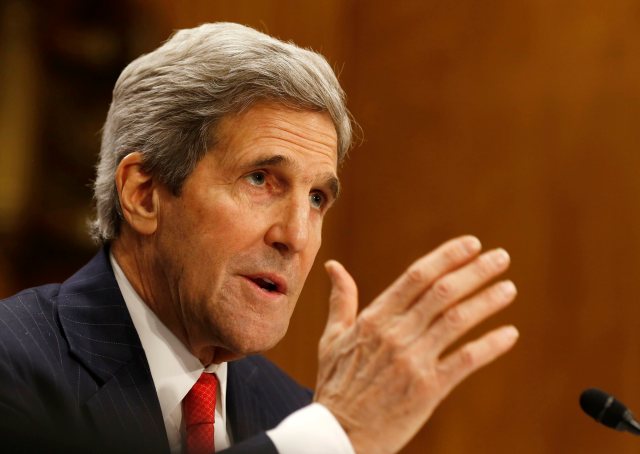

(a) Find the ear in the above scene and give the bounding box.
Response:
[115,152,159,236]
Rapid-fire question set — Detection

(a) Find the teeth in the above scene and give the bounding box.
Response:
[262,278,275,285]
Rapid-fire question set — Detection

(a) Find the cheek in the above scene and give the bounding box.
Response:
[308,221,324,255]
[294,223,324,290]
[203,191,267,229]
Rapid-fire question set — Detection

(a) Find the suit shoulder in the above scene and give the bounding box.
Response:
[0,284,64,367]
[0,284,62,329]
[1,283,61,306]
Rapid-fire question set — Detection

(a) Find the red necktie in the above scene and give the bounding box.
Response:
[184,372,218,454]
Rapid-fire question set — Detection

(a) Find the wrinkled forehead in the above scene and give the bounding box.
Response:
[210,102,338,167]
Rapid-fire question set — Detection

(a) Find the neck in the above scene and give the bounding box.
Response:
[111,231,215,365]
[111,229,243,366]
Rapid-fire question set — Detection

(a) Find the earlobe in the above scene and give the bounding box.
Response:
[115,152,158,235]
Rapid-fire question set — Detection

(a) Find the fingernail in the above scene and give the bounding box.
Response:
[324,260,336,274]
[502,325,519,341]
[493,248,510,266]
[325,260,343,280]
[499,280,517,297]
[464,236,482,253]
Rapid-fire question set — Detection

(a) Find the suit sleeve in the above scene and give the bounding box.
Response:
[219,432,278,454]
[219,403,355,454]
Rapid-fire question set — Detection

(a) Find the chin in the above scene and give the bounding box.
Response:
[244,333,286,354]
[227,324,289,356]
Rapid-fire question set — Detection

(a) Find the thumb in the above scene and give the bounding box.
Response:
[322,260,358,342]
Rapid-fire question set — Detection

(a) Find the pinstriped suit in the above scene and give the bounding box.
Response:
[0,247,312,453]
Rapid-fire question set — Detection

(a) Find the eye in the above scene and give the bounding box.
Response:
[309,191,326,209]
[246,171,266,186]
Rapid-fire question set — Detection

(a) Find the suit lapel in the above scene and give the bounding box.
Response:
[226,355,313,445]
[82,350,168,453]
[57,247,169,453]
[226,358,267,442]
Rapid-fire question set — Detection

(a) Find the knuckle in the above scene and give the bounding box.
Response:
[459,344,476,369]
[435,361,452,383]
[488,283,505,302]
[318,337,332,357]
[380,326,403,350]
[476,254,496,278]
[432,278,453,302]
[395,350,419,375]
[480,249,509,275]
[415,370,433,392]
[488,282,510,304]
[442,242,467,264]
[406,263,428,284]
[356,312,378,338]
[444,305,467,328]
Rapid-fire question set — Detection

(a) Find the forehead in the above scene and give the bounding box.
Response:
[211,103,338,169]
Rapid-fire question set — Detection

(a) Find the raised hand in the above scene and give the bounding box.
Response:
[314,236,518,454]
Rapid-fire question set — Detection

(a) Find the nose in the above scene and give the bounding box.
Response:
[265,196,311,255]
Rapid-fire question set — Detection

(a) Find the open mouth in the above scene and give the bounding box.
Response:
[249,277,281,293]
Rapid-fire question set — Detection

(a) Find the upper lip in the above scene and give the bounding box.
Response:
[243,273,288,294]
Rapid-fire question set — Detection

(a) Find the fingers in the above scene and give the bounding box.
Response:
[407,248,511,334]
[423,279,517,355]
[368,235,482,316]
[437,325,519,396]
[314,237,519,454]
[321,260,359,345]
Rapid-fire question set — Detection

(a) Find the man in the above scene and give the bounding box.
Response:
[0,23,518,453]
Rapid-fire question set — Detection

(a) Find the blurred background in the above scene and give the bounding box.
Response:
[2,0,640,452]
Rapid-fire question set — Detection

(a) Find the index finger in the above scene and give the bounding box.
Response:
[367,235,482,316]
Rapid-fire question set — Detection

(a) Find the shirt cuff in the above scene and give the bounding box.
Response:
[266,403,355,454]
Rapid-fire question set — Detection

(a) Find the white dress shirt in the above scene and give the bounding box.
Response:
[111,253,354,454]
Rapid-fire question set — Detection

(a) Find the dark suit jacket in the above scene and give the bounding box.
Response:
[0,247,312,453]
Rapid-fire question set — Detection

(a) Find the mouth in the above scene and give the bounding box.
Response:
[244,274,287,295]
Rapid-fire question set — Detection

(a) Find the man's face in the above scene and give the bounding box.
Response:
[154,103,339,363]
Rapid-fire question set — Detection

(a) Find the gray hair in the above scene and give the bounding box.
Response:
[92,22,354,242]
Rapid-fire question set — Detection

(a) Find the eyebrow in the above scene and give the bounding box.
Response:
[250,154,341,200]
